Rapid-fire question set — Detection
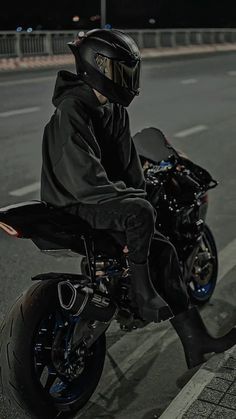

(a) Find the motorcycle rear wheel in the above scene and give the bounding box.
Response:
[0,279,106,419]
[188,224,218,305]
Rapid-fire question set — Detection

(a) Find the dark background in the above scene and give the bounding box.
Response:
[1,0,236,31]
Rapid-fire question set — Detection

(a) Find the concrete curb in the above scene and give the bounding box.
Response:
[141,43,236,59]
[159,346,236,419]
[0,54,74,72]
[0,44,236,72]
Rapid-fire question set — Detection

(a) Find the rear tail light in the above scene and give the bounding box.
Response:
[0,222,21,237]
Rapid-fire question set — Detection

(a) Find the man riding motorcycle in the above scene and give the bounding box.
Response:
[41,28,236,368]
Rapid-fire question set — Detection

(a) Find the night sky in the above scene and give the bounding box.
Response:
[1,0,236,31]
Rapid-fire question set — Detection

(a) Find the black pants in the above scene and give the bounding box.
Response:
[67,197,189,314]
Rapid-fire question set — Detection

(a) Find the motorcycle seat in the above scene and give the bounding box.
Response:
[0,200,91,233]
[0,200,125,257]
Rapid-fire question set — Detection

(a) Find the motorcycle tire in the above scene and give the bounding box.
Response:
[188,224,218,305]
[0,279,106,419]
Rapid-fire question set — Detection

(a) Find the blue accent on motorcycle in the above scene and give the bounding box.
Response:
[192,281,213,300]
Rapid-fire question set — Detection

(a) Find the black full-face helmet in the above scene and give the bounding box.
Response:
[68,29,141,107]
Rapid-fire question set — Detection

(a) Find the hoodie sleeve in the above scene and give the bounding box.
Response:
[52,99,146,205]
[115,106,146,191]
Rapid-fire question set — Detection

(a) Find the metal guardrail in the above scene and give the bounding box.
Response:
[0,29,236,58]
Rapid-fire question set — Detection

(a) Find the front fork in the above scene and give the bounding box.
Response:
[182,219,204,283]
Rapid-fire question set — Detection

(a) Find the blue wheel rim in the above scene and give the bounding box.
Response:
[33,312,96,404]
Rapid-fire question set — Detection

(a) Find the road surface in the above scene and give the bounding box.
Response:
[0,52,236,418]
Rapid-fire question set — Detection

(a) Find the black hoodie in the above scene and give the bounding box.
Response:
[40,71,146,208]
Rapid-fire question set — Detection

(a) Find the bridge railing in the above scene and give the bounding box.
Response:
[1,29,236,58]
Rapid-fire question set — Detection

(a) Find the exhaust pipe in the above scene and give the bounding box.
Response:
[58,281,117,322]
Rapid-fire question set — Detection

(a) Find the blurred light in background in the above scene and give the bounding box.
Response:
[3,0,236,31]
[72,15,80,22]
[27,27,33,32]
[90,15,101,22]
[104,23,112,29]
[16,26,23,32]
[78,31,85,37]
[149,18,156,24]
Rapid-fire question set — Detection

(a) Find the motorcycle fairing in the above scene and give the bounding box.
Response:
[133,127,217,190]
[133,127,178,164]
[0,201,51,236]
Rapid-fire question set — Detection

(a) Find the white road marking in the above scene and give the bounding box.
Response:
[0,107,40,118]
[174,125,208,138]
[228,71,236,76]
[181,78,198,84]
[0,76,54,87]
[218,237,236,282]
[9,182,40,197]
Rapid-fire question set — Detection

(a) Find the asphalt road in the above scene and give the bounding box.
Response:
[0,52,236,419]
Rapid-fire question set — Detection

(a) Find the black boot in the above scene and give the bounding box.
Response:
[171,306,236,369]
[129,261,173,323]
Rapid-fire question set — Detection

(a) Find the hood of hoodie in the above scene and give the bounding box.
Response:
[52,70,101,111]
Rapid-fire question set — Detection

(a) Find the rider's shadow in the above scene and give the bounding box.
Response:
[75,327,182,419]
[80,347,158,419]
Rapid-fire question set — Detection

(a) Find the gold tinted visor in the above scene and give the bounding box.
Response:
[95,54,140,93]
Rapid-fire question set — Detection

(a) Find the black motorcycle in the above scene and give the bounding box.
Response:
[0,127,218,419]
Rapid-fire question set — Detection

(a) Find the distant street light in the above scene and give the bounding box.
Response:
[149,18,156,25]
[72,16,80,22]
[90,15,101,22]
[101,0,106,28]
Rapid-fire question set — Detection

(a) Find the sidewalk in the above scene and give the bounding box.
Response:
[0,44,236,72]
[160,346,236,419]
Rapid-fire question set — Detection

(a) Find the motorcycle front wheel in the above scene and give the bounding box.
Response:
[188,224,218,305]
[0,279,106,419]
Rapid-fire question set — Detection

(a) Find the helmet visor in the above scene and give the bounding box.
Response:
[112,59,140,93]
[95,54,140,93]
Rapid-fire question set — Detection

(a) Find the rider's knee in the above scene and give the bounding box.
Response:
[131,198,156,227]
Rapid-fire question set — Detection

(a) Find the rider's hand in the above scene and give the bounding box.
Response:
[176,164,185,172]
[123,245,129,254]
